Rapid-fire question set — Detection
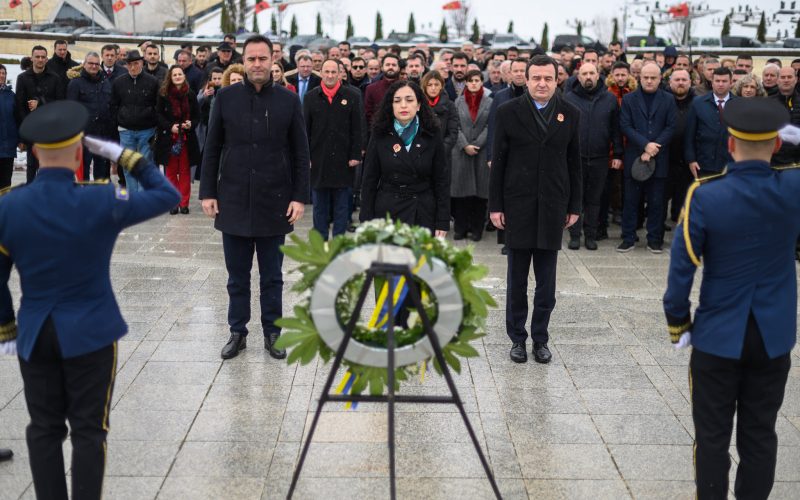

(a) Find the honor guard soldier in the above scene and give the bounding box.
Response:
[663,98,798,500]
[0,101,179,500]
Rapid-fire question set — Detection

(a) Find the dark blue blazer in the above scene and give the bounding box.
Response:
[664,161,800,359]
[0,159,179,361]
[619,88,677,179]
[683,93,734,173]
[0,85,19,158]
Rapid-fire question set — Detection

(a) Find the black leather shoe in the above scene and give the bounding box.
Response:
[265,332,287,359]
[180,206,189,214]
[485,221,496,232]
[470,232,482,242]
[596,227,609,241]
[532,343,552,364]
[0,448,12,462]
[509,343,527,363]
[453,232,466,241]
[585,238,598,251]
[221,333,246,359]
[500,245,508,255]
[568,236,580,250]
[169,206,179,215]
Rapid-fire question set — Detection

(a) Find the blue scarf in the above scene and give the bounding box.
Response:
[393,116,419,150]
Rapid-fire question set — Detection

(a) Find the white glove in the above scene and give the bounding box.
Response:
[83,136,124,163]
[778,124,800,146]
[674,331,691,350]
[0,340,17,356]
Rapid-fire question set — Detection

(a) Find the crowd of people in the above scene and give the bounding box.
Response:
[2,35,799,250]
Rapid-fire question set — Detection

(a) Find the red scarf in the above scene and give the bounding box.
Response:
[427,94,441,108]
[464,86,484,122]
[168,84,190,123]
[321,81,341,104]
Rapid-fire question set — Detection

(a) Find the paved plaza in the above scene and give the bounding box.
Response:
[1,177,799,500]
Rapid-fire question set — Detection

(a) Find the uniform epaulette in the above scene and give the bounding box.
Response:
[696,168,728,184]
[75,179,111,186]
[679,168,728,268]
[0,183,24,197]
[771,163,800,171]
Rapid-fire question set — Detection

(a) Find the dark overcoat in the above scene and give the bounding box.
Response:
[488,94,583,250]
[154,90,202,167]
[429,93,459,159]
[199,78,310,238]
[451,93,492,198]
[360,127,450,232]
[302,84,363,189]
[619,88,677,179]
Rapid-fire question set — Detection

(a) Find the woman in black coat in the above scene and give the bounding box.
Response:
[421,71,458,161]
[155,65,200,214]
[360,80,450,236]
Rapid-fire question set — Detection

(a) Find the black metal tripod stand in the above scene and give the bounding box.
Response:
[286,262,501,499]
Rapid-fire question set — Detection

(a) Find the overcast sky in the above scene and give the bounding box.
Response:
[211,0,788,43]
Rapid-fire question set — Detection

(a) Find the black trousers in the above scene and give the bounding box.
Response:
[18,318,117,500]
[569,157,609,240]
[690,314,791,500]
[82,146,110,181]
[0,157,13,189]
[452,196,487,237]
[26,147,39,184]
[222,232,285,337]
[664,160,693,222]
[505,248,558,344]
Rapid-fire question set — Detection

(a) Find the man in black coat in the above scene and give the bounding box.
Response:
[489,56,582,365]
[771,67,800,167]
[200,35,310,361]
[45,40,79,97]
[15,45,64,183]
[665,69,695,224]
[66,51,114,180]
[303,59,363,240]
[564,63,623,250]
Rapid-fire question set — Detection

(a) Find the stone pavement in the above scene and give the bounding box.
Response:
[1,178,799,500]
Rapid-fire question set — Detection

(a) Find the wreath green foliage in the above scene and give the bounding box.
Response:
[274,217,496,395]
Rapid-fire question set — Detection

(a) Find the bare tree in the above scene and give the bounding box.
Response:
[163,0,200,29]
[447,0,471,38]
[592,15,613,44]
[322,0,345,37]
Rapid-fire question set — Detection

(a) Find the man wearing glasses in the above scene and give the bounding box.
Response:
[348,57,369,91]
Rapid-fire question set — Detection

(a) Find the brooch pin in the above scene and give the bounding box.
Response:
[341,99,348,105]
[393,144,402,153]
[557,113,565,122]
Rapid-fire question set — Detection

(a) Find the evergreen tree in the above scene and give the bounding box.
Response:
[252,10,260,33]
[796,17,800,38]
[540,23,549,51]
[290,14,298,38]
[471,19,480,43]
[238,0,246,30]
[721,15,731,37]
[316,12,323,35]
[507,20,514,33]
[756,12,766,42]
[270,13,277,34]
[220,2,229,34]
[576,21,583,37]
[648,16,656,37]
[611,18,619,43]
[346,15,354,39]
[375,12,383,40]
[408,13,416,34]
[439,19,448,43]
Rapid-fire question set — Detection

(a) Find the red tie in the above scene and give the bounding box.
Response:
[717,99,724,122]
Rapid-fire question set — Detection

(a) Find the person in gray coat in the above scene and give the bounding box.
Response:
[451,70,492,241]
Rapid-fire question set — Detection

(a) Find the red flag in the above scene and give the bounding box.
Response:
[9,0,22,8]
[442,1,462,10]
[130,0,142,5]
[255,1,269,13]
[112,0,126,13]
[278,4,288,12]
[668,2,689,18]
[32,0,41,6]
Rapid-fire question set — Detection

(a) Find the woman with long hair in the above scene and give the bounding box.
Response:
[733,74,767,98]
[271,61,296,92]
[221,63,245,87]
[421,70,458,163]
[155,65,200,214]
[360,80,450,237]
[450,69,492,241]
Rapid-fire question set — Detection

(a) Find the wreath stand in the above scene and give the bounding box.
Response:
[286,262,502,500]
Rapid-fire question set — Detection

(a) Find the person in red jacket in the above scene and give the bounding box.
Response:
[363,54,400,126]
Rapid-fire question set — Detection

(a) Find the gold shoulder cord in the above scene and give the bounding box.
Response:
[75,179,111,186]
[681,168,728,267]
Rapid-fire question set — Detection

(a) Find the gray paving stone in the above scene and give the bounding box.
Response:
[171,441,274,477]
[516,443,619,479]
[524,479,631,499]
[626,480,696,499]
[157,476,265,500]
[609,444,694,481]
[507,413,602,444]
[593,414,693,445]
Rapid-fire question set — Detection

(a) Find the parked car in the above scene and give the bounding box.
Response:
[491,33,531,49]
[307,36,336,51]
[347,36,371,45]
[288,34,320,48]
[690,37,721,47]
[377,31,415,44]
[721,36,761,48]
[409,34,436,44]
[626,36,668,48]
[551,34,604,52]
[784,38,800,48]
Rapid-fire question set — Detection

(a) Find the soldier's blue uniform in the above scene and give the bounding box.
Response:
[0,100,179,500]
[663,98,797,500]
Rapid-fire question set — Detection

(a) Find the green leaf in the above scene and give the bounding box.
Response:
[443,348,462,373]
[447,342,480,358]
[273,329,316,349]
